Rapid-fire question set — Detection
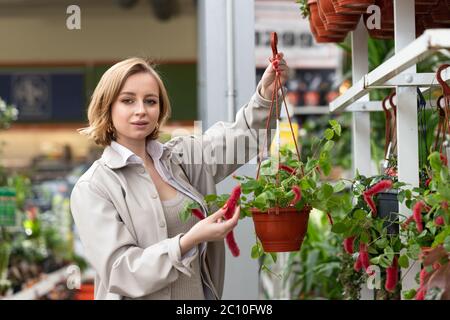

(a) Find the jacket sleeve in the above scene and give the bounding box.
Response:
[169,81,280,186]
[70,180,199,298]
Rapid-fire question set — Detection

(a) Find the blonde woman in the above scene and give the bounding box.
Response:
[70,54,289,300]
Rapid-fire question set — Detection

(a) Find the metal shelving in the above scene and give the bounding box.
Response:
[328,0,450,299]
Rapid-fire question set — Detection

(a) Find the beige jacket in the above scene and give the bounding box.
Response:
[70,82,277,300]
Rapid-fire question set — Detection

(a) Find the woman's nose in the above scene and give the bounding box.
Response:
[134,101,146,115]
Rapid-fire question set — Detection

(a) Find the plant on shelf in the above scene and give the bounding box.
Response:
[296,0,310,19]
[330,170,411,299]
[401,152,450,300]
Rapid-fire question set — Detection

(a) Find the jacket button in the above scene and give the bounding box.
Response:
[159,220,166,228]
[138,167,145,174]
[151,193,158,199]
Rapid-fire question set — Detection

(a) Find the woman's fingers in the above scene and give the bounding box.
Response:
[209,206,227,221]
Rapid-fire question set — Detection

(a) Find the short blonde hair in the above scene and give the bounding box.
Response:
[78,57,171,147]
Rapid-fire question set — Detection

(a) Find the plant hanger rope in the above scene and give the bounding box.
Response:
[256,32,302,183]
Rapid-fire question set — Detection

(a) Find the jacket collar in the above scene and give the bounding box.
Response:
[101,139,169,169]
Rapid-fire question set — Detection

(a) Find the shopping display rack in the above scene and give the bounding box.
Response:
[328,0,450,299]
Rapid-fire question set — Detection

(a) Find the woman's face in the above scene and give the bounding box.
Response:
[111,72,160,144]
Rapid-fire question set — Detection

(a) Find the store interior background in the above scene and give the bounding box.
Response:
[0,0,346,300]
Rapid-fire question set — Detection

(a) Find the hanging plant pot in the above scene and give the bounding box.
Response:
[318,0,361,31]
[376,190,399,235]
[309,1,349,42]
[251,206,311,252]
[332,0,366,14]
[339,0,375,10]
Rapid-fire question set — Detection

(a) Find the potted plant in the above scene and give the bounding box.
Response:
[181,120,348,260]
[400,152,450,300]
[300,0,349,43]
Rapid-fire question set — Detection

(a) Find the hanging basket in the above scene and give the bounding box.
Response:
[309,0,349,43]
[318,0,361,32]
[251,206,311,252]
[250,32,310,253]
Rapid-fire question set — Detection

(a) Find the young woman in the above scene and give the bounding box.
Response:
[70,53,289,300]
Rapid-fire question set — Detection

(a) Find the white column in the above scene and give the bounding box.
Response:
[198,0,259,299]
[394,0,420,299]
[351,18,374,300]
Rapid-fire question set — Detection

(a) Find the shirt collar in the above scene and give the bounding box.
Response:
[102,139,167,169]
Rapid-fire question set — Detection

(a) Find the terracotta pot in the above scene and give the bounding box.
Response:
[318,0,361,31]
[332,0,366,14]
[309,1,349,42]
[251,206,310,252]
[309,20,348,43]
[339,0,375,9]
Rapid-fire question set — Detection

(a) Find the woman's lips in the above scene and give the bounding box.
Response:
[131,122,149,129]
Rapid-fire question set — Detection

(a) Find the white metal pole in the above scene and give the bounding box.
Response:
[393,0,421,299]
[226,0,236,122]
[351,17,374,300]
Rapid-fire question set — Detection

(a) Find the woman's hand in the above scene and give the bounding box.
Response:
[260,52,289,100]
[180,205,240,255]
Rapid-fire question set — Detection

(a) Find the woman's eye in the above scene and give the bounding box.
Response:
[122,99,134,104]
[145,99,158,105]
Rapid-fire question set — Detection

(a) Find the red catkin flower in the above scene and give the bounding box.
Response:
[442,201,449,211]
[343,236,355,254]
[440,153,448,166]
[290,186,302,206]
[362,179,393,217]
[359,243,370,271]
[191,208,205,220]
[279,164,296,175]
[433,262,441,270]
[425,178,432,188]
[413,201,425,232]
[364,180,393,197]
[385,256,399,292]
[222,185,242,257]
[354,255,362,272]
[434,216,445,226]
[415,287,426,300]
[419,268,428,287]
[224,185,241,220]
[363,193,377,217]
[225,231,240,257]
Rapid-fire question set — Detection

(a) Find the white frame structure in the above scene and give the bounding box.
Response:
[329,0,450,299]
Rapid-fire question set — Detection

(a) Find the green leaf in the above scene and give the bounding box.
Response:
[241,180,260,194]
[432,227,450,247]
[323,140,335,152]
[318,183,334,200]
[360,231,370,244]
[179,209,191,223]
[331,222,348,234]
[204,194,218,202]
[403,289,417,300]
[353,209,367,220]
[375,238,388,248]
[398,255,410,268]
[329,120,342,136]
[305,158,319,172]
[251,243,262,259]
[333,181,346,193]
[300,179,312,190]
[407,244,421,260]
[324,128,334,141]
[270,252,277,263]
